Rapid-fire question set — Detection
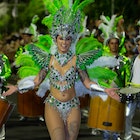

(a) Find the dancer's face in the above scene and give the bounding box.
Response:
[56,35,72,54]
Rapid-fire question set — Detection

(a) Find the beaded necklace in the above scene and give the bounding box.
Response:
[54,50,74,66]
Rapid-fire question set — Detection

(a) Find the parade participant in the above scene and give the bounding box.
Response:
[87,14,130,140]
[0,52,11,140]
[102,17,130,140]
[124,35,140,140]
[3,1,120,140]
[102,36,129,140]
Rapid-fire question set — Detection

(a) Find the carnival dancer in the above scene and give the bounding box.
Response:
[3,0,120,140]
[0,52,11,140]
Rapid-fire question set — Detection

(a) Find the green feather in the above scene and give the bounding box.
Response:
[76,36,103,54]
[42,15,53,29]
[42,0,58,14]
[72,0,80,12]
[61,0,69,8]
[17,66,40,79]
[53,0,62,9]
[34,35,52,53]
[87,66,117,80]
[98,80,111,88]
[75,0,95,11]
[15,54,35,67]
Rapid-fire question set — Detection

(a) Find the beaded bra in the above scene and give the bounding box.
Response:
[49,51,76,92]
[26,44,102,92]
[49,65,76,92]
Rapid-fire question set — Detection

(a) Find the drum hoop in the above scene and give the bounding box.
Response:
[119,87,140,94]
[0,96,10,103]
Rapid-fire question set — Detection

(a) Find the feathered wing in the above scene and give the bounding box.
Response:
[75,55,118,98]
[15,43,51,97]
[27,44,51,97]
[75,49,107,98]
[15,53,40,79]
[76,34,103,70]
[77,49,103,70]
[75,35,118,98]
[27,43,51,70]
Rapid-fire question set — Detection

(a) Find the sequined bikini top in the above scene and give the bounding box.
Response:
[49,52,77,92]
[50,66,76,91]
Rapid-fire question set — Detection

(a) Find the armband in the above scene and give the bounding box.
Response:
[18,77,35,93]
[18,81,35,93]
[90,84,105,92]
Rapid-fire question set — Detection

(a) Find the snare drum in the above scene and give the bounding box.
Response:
[119,87,140,102]
[0,97,15,127]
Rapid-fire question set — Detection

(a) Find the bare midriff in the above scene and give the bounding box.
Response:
[50,86,76,102]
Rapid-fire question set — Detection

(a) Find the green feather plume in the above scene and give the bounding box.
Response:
[42,0,58,14]
[87,66,117,80]
[75,0,95,12]
[76,36,103,54]
[42,15,53,29]
[61,0,70,8]
[15,54,35,67]
[17,66,40,79]
[53,0,63,9]
[98,80,111,88]
[72,0,81,11]
[87,66,117,88]
[34,35,52,53]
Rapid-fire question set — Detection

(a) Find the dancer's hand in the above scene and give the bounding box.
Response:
[105,88,120,102]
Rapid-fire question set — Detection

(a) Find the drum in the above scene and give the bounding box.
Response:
[79,94,90,109]
[18,90,49,117]
[119,86,140,102]
[87,96,125,132]
[0,97,15,127]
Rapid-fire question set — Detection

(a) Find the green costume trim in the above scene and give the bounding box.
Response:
[0,54,11,80]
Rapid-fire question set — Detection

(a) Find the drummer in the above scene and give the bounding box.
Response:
[102,34,130,140]
[0,51,11,140]
[88,15,130,140]
[124,35,140,140]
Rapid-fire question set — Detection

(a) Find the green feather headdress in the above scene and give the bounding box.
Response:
[15,0,95,79]
[42,0,95,52]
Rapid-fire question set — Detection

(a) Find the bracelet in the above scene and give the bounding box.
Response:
[90,84,105,92]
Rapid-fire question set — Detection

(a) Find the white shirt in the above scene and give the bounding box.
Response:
[131,55,140,84]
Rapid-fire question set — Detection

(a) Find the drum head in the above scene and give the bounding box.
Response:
[119,87,140,94]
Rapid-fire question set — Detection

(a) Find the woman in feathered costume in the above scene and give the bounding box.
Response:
[3,0,120,139]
